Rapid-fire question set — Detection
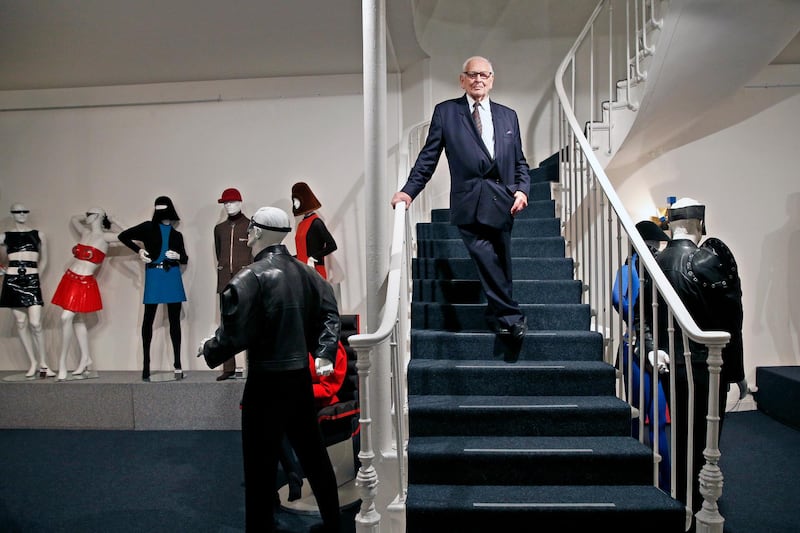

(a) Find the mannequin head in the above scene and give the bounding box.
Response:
[635,220,670,254]
[86,207,111,230]
[218,188,243,217]
[291,182,322,216]
[223,201,242,216]
[152,196,180,224]
[668,197,705,244]
[247,207,291,256]
[10,203,30,225]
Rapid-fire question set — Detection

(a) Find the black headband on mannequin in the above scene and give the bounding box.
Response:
[249,218,291,233]
[668,204,706,235]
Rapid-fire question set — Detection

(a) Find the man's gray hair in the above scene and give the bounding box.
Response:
[462,56,494,73]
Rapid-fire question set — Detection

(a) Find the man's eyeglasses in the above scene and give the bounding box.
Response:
[10,210,30,214]
[463,71,493,80]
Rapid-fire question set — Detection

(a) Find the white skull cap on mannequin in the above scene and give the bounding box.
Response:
[668,197,706,240]
[671,197,702,210]
[668,197,705,223]
[251,207,292,247]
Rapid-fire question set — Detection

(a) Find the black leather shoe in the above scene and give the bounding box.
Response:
[509,317,527,340]
[216,371,235,381]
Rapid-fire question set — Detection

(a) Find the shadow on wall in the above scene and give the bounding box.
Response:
[754,191,800,365]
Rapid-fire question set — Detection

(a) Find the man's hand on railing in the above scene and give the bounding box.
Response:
[391,191,412,209]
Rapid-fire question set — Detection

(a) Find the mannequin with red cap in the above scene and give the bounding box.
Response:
[0,202,53,377]
[52,208,126,381]
[213,187,251,380]
[292,182,337,280]
[119,196,189,381]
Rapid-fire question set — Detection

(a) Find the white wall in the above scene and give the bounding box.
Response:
[0,75,401,374]
[613,92,800,390]
[408,8,800,400]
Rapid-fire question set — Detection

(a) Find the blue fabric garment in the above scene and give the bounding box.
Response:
[143,224,186,304]
[612,253,639,322]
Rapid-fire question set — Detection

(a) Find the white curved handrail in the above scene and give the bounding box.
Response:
[554,2,729,532]
[350,119,430,533]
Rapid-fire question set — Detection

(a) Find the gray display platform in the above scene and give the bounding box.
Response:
[0,370,245,430]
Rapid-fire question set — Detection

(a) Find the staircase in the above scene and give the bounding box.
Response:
[404,177,684,531]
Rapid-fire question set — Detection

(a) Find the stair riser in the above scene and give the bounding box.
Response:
[413,258,575,280]
[408,407,631,437]
[417,237,565,259]
[407,364,616,396]
[416,218,561,240]
[429,186,554,223]
[410,303,591,331]
[410,331,603,361]
[408,454,654,485]
[413,279,582,305]
[405,509,685,533]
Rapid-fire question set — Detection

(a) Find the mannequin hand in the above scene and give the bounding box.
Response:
[197,336,214,358]
[306,256,317,267]
[138,249,152,263]
[165,250,179,260]
[315,357,334,376]
[647,350,670,374]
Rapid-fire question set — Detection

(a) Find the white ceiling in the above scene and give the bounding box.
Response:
[0,0,797,92]
[0,0,425,91]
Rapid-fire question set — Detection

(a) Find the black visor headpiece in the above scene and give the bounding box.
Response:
[152,195,180,222]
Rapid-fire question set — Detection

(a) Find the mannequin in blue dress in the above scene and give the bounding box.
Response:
[119,196,188,381]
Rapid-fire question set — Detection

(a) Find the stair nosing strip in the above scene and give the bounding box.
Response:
[463,448,594,453]
[459,404,579,409]
[473,502,616,509]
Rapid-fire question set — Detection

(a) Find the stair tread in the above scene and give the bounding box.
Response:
[408,434,653,452]
[407,483,682,510]
[408,394,628,407]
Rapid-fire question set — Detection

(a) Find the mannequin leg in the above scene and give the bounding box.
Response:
[141,304,158,380]
[57,310,77,381]
[27,305,52,375]
[72,316,92,375]
[167,303,182,371]
[11,308,38,377]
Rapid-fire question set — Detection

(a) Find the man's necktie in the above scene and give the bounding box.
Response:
[472,102,483,136]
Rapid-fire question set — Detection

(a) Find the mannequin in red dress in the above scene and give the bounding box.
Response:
[52,208,126,381]
[291,182,337,280]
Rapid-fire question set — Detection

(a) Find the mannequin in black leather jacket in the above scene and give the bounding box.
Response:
[200,206,341,533]
[646,197,743,520]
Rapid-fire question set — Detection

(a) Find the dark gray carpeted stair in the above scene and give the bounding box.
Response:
[405,182,684,532]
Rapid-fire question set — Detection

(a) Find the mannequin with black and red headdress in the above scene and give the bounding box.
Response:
[119,196,188,381]
[0,202,52,377]
[52,208,126,381]
[292,182,337,280]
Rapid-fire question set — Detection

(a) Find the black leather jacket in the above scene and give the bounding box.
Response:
[202,244,340,373]
[645,238,744,383]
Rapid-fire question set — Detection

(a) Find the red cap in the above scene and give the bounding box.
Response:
[218,188,243,203]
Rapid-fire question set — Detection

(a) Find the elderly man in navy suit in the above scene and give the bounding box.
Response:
[391,55,531,339]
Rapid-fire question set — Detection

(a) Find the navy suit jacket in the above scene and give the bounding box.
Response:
[401,95,530,228]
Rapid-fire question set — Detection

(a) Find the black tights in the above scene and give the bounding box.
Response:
[141,303,182,375]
